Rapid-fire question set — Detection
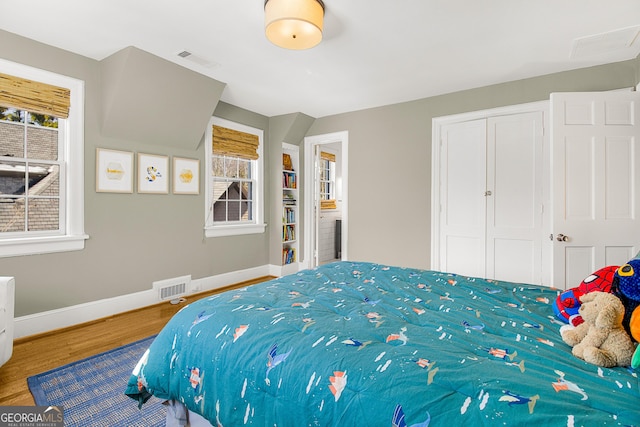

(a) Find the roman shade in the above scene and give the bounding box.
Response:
[0,72,70,118]
[320,151,335,162]
[320,200,336,209]
[213,125,259,160]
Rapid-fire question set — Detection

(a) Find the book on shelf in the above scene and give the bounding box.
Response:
[283,207,296,224]
[282,172,297,189]
[282,247,296,265]
[282,224,295,241]
[283,193,297,205]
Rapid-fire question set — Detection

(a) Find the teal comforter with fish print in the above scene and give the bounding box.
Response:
[126,261,639,426]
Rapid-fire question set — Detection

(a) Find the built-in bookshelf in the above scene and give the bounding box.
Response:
[282,143,299,269]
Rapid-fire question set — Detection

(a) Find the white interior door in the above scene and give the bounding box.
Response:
[313,144,321,267]
[439,119,487,277]
[486,112,544,284]
[551,91,640,289]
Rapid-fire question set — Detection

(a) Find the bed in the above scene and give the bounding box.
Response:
[126,261,639,426]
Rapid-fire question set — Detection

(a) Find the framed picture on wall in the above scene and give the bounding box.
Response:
[173,157,200,194]
[137,153,169,194]
[96,148,134,193]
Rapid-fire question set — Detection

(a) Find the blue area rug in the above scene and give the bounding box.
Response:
[27,335,165,427]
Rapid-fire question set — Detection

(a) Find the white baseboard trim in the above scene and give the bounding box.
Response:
[273,262,303,277]
[14,264,276,339]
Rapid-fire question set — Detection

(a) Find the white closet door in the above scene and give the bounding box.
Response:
[486,112,544,284]
[439,119,487,277]
[551,92,640,289]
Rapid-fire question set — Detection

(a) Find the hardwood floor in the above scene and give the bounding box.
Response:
[0,276,273,406]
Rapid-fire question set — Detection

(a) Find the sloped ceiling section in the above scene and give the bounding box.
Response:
[283,113,315,145]
[100,46,226,149]
[269,112,315,147]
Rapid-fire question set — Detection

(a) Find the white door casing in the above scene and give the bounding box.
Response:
[551,91,640,289]
[314,144,321,267]
[304,131,349,269]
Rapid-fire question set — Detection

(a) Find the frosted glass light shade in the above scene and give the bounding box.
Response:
[265,0,325,50]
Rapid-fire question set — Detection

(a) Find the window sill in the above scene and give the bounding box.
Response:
[205,223,266,238]
[0,234,89,258]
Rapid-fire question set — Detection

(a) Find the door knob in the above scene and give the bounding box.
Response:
[556,234,569,242]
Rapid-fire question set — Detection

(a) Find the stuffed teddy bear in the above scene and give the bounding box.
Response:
[560,291,636,368]
[553,265,618,326]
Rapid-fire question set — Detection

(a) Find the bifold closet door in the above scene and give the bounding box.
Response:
[439,119,487,277]
[439,112,544,284]
[485,112,544,285]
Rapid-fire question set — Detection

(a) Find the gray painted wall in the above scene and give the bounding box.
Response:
[0,30,271,317]
[307,59,639,269]
[0,28,638,318]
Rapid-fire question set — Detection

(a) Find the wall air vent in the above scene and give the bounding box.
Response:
[153,275,192,303]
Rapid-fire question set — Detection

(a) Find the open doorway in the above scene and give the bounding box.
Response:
[303,131,348,269]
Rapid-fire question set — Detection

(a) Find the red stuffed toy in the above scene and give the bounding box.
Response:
[553,265,618,326]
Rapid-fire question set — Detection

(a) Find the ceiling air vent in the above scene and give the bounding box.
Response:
[570,25,640,60]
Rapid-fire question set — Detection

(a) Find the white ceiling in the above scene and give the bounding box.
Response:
[1,0,639,118]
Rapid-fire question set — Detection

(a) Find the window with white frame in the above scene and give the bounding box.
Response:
[204,117,265,237]
[319,151,336,210]
[0,60,86,257]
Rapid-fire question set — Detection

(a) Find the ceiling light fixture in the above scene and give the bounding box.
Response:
[264,0,325,50]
